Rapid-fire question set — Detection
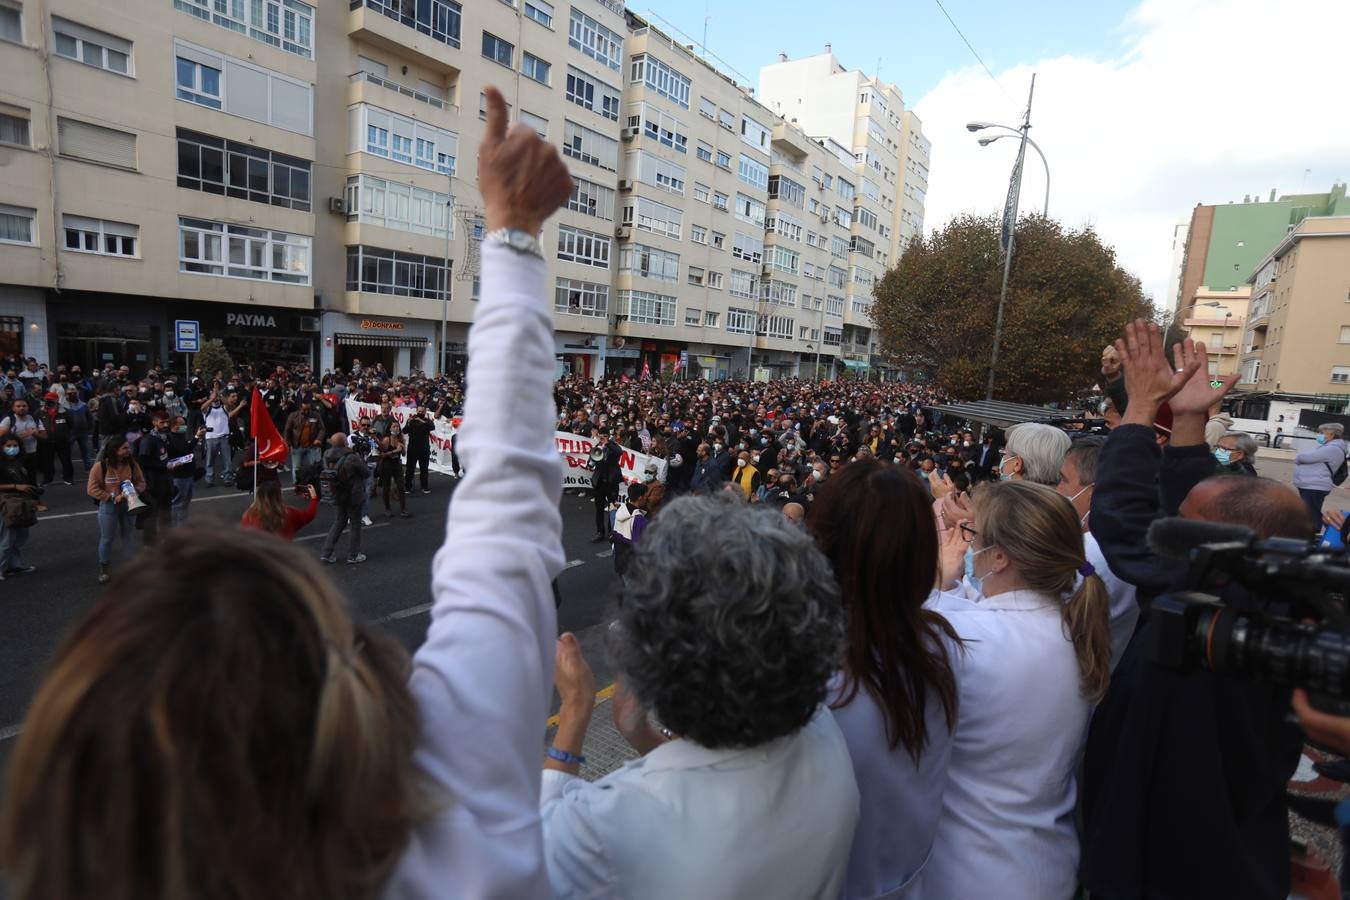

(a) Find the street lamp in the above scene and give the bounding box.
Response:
[972,128,1050,217]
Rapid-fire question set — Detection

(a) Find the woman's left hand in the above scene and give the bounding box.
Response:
[554,632,596,712]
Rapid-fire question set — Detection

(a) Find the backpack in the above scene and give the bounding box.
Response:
[1329,454,1349,487]
[318,451,343,506]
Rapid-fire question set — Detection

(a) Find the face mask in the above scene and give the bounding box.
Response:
[1318,434,1328,445]
[175,425,188,434]
[998,456,1016,482]
[164,390,174,398]
[751,454,760,464]
[713,443,723,453]
[1214,449,1233,466]
[964,545,993,594]
[3,446,18,457]
[129,404,141,414]
[644,473,656,482]
[812,470,825,482]
[737,458,747,468]
[391,429,401,436]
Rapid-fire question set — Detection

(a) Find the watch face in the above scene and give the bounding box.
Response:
[509,232,532,251]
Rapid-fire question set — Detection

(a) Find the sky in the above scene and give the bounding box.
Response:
[641,0,1350,305]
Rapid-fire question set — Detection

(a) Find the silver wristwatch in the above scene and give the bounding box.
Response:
[484,227,544,259]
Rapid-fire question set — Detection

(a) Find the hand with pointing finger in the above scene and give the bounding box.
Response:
[479,86,572,236]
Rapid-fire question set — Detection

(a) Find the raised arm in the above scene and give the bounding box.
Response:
[388,86,572,900]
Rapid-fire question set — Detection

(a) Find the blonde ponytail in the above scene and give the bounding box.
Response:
[1062,572,1111,702]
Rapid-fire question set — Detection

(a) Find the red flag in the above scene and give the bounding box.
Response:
[250,385,289,464]
[640,359,652,381]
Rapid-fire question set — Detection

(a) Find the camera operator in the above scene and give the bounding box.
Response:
[1079,321,1313,900]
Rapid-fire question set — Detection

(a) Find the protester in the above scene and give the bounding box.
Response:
[283,399,325,483]
[543,494,858,897]
[403,405,433,495]
[808,459,961,898]
[319,432,368,565]
[587,428,621,541]
[610,481,647,589]
[1079,322,1310,900]
[1214,430,1258,476]
[136,412,174,544]
[377,422,410,518]
[166,416,204,526]
[87,434,145,584]
[0,433,39,578]
[0,397,44,486]
[241,479,319,540]
[922,480,1110,899]
[1293,422,1347,529]
[997,422,1070,485]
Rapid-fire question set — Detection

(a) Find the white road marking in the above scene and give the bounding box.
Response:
[565,559,584,570]
[595,549,613,558]
[373,602,433,624]
[294,522,388,543]
[37,491,249,521]
[0,723,22,743]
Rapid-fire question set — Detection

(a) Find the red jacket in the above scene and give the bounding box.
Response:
[240,496,318,541]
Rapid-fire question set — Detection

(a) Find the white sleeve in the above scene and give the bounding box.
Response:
[540,770,615,897]
[386,242,563,899]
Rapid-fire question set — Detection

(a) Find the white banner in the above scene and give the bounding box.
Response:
[342,398,667,488]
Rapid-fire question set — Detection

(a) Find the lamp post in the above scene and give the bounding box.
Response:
[971,130,1050,217]
[440,191,456,377]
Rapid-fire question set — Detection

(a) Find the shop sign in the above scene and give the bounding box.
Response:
[360,319,405,331]
[225,312,278,328]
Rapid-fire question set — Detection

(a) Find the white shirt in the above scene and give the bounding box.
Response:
[1082,531,1138,671]
[383,242,564,899]
[829,667,954,899]
[204,405,229,438]
[539,710,859,900]
[913,587,1091,900]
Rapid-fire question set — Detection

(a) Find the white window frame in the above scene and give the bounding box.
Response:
[728,270,758,300]
[53,17,133,76]
[618,289,676,326]
[562,118,618,171]
[0,2,21,44]
[63,214,138,257]
[567,8,622,71]
[737,153,768,190]
[524,0,553,27]
[731,231,763,265]
[630,53,691,108]
[740,115,770,150]
[567,177,615,221]
[627,149,686,196]
[627,102,687,153]
[556,224,611,268]
[175,55,222,109]
[482,31,514,67]
[174,0,313,59]
[521,51,550,84]
[343,174,452,238]
[685,305,702,325]
[176,40,314,136]
[555,276,609,317]
[178,217,310,284]
[690,224,707,244]
[704,310,720,327]
[0,203,36,246]
[734,192,766,227]
[619,242,680,282]
[726,306,756,334]
[769,245,800,275]
[707,271,723,289]
[622,197,682,239]
[565,66,621,121]
[352,103,456,175]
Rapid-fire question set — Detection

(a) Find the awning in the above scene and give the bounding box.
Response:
[334,332,428,349]
[840,359,871,370]
[929,400,1077,428]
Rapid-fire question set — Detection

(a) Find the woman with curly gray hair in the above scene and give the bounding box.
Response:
[541,493,859,899]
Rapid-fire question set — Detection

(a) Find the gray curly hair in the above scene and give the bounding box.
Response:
[611,493,845,749]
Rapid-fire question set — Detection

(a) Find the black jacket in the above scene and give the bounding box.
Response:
[1079,424,1303,900]
[404,416,433,453]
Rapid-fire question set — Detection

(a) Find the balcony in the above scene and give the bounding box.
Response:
[349,0,463,74]
[771,122,812,160]
[349,70,458,114]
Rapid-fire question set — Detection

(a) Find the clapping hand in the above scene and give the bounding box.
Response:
[1115,319,1199,413]
[1167,340,1238,417]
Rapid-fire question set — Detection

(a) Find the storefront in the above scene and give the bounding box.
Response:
[0,286,48,362]
[46,292,317,376]
[556,332,606,381]
[687,352,731,381]
[320,312,436,377]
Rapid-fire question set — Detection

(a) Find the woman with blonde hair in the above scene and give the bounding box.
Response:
[916,479,1110,900]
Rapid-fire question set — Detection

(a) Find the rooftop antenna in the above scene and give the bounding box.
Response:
[702,0,709,60]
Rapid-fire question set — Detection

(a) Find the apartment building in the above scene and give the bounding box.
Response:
[1177,288,1249,378]
[0,0,917,380]
[1238,216,1350,401]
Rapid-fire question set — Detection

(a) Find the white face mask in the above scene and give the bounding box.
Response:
[737,458,747,467]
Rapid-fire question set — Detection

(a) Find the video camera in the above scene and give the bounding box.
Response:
[1146,518,1350,710]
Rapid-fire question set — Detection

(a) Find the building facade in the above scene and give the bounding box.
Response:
[0,0,919,380]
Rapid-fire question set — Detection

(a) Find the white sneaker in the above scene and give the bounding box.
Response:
[361,515,373,526]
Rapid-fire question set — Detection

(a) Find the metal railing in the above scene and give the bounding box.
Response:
[349,70,458,113]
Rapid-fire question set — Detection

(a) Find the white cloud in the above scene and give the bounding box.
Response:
[914,0,1350,307]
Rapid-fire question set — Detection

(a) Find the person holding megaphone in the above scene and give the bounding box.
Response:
[86,434,145,585]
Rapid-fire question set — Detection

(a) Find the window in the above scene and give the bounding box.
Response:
[685,306,702,325]
[617,290,676,326]
[175,55,222,108]
[180,217,309,284]
[1341,326,1350,343]
[717,108,734,132]
[555,277,609,317]
[735,193,766,227]
[850,235,875,257]
[806,231,818,248]
[63,215,137,257]
[856,207,878,231]
[707,271,723,289]
[176,41,313,135]
[345,245,449,297]
[763,280,797,307]
[352,104,456,174]
[519,110,548,137]
[830,236,848,259]
[622,197,682,239]
[351,0,459,47]
[728,270,758,300]
[851,298,872,315]
[557,224,611,268]
[824,327,842,346]
[521,52,550,84]
[704,310,720,327]
[565,67,621,121]
[57,117,136,169]
[699,96,715,120]
[627,102,687,153]
[692,182,710,203]
[343,174,451,237]
[715,149,731,170]
[696,140,712,163]
[758,313,794,340]
[712,191,729,211]
[834,206,853,228]
[562,119,618,170]
[53,18,131,75]
[710,231,725,250]
[0,204,35,245]
[766,214,802,242]
[620,243,680,281]
[524,0,553,26]
[482,31,513,66]
[837,178,855,202]
[768,174,805,208]
[178,129,311,211]
[769,245,799,274]
[826,295,844,317]
[568,8,622,71]
[690,225,707,244]
[1333,366,1350,384]
[740,115,770,150]
[175,0,314,58]
[0,109,29,148]
[851,265,874,287]
[567,177,616,220]
[0,2,19,42]
[687,267,704,286]
[827,266,846,289]
[630,54,691,108]
[731,231,763,264]
[738,154,768,190]
[726,306,756,334]
[627,150,686,195]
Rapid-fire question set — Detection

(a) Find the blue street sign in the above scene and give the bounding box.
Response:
[174,319,200,353]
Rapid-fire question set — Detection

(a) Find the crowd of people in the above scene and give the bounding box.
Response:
[2,86,1350,900]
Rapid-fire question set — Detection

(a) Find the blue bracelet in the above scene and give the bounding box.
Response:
[545,746,587,766]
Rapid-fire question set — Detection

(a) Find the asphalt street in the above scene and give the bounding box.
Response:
[0,472,625,773]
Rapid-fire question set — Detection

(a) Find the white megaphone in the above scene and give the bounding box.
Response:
[121,480,146,511]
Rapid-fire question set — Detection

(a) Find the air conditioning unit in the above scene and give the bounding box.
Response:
[620,127,638,141]
[299,315,319,332]
[615,226,631,239]
[328,196,346,214]
[618,179,634,192]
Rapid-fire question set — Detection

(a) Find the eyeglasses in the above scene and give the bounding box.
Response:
[959,523,979,544]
